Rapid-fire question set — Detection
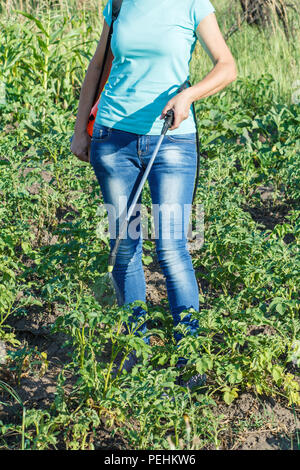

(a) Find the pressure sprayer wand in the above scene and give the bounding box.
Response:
[107,109,175,273]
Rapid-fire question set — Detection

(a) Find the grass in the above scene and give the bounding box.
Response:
[192,0,300,103]
[0,0,299,451]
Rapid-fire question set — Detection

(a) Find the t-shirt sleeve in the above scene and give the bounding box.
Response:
[103,0,113,28]
[193,0,215,30]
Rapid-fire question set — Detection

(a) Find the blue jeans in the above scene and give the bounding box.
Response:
[90,122,199,350]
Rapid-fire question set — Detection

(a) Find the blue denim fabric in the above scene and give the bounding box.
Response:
[90,122,199,352]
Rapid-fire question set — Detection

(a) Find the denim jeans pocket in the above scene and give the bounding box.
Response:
[166,133,196,144]
[92,123,112,142]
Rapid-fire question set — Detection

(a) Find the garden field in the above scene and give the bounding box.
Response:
[0,0,299,450]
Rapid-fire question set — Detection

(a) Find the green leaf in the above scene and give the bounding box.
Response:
[272,365,284,384]
[195,356,213,374]
[14,10,49,37]
[142,255,153,266]
[223,387,239,405]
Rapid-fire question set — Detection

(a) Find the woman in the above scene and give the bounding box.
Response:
[71,0,237,388]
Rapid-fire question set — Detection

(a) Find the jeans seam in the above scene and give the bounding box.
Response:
[144,137,149,155]
[138,154,147,169]
[137,136,147,168]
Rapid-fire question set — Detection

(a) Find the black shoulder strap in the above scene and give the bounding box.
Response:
[104,0,124,67]
[103,0,124,69]
[92,0,124,106]
[112,0,124,22]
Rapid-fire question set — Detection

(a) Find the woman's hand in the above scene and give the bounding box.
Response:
[70,130,91,163]
[160,89,193,131]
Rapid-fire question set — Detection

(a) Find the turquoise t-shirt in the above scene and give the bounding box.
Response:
[95,0,215,135]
